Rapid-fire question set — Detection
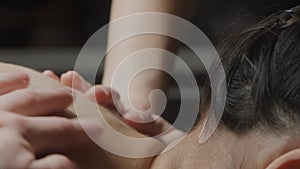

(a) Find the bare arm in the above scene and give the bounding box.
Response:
[102,0,199,112]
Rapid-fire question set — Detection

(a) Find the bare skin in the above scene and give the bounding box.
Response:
[1,62,300,169]
[0,72,98,169]
[149,126,300,169]
[0,62,163,169]
[104,0,199,112]
[47,70,185,145]
[57,72,300,169]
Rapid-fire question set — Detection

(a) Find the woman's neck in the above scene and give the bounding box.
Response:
[149,128,233,169]
[149,127,295,169]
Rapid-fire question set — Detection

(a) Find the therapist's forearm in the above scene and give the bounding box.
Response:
[102,0,198,111]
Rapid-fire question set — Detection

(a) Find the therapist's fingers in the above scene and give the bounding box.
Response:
[28,154,79,169]
[0,88,73,116]
[85,85,125,112]
[122,112,185,145]
[43,70,60,81]
[23,116,102,155]
[0,116,80,169]
[122,112,170,135]
[61,71,91,92]
[0,72,29,95]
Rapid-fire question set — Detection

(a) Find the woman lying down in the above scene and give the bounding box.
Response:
[0,5,300,169]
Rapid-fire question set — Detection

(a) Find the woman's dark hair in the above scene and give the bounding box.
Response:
[201,5,300,134]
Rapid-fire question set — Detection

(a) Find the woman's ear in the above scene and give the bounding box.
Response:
[266,149,300,169]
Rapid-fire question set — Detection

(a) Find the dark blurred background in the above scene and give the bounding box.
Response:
[0,0,298,48]
[0,0,298,126]
[0,0,298,71]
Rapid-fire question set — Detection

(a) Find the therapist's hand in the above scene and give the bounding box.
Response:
[43,70,126,112]
[0,80,73,117]
[0,72,102,169]
[44,70,185,145]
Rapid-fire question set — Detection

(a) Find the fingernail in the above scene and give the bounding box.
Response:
[13,73,30,85]
[102,88,110,95]
[13,72,29,83]
[66,71,75,79]
[21,78,29,84]
[95,86,110,95]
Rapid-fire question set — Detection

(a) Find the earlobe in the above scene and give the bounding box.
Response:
[266,149,300,169]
